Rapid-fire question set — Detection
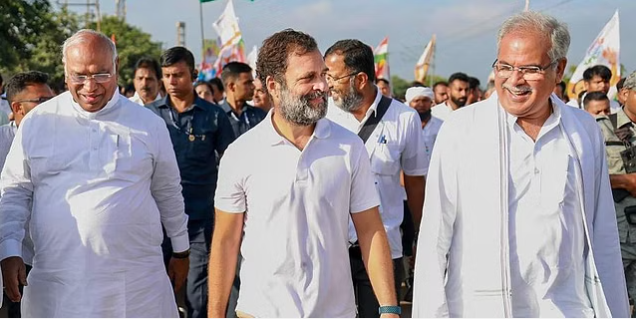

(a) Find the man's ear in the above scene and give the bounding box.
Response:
[266,76,278,99]
[355,72,369,91]
[555,58,567,83]
[10,101,22,116]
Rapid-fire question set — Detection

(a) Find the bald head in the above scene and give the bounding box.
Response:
[62,29,118,68]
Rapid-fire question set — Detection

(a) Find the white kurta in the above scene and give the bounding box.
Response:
[413,92,629,318]
[0,92,189,317]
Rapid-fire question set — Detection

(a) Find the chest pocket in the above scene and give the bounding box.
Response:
[187,128,215,161]
[370,141,401,176]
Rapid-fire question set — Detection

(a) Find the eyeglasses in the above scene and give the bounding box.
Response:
[67,72,114,84]
[326,72,358,83]
[14,96,53,105]
[491,60,557,80]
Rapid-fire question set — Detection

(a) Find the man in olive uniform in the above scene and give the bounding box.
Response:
[597,71,636,315]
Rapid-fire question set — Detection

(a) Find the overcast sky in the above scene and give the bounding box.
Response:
[62,0,635,85]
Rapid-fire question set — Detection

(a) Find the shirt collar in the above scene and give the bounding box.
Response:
[157,93,207,111]
[616,108,633,128]
[504,96,561,130]
[219,100,248,115]
[131,91,161,105]
[262,109,331,146]
[70,91,120,119]
[367,86,382,117]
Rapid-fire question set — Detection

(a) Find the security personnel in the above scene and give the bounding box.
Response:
[597,71,636,315]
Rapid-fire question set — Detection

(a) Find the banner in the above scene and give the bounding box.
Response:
[210,0,246,77]
[374,37,390,81]
[414,34,436,83]
[568,10,620,100]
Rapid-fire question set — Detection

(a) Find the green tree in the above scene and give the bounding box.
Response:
[0,0,55,73]
[91,16,163,86]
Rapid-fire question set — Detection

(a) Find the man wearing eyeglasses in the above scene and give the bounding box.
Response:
[413,11,628,318]
[0,71,54,318]
[325,39,427,318]
[0,29,191,317]
[147,46,235,318]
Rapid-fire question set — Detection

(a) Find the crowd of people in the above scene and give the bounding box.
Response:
[0,8,634,318]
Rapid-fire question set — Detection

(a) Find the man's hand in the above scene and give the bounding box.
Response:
[168,256,189,293]
[1,256,26,302]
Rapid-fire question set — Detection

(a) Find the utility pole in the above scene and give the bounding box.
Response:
[176,22,186,47]
[116,0,126,21]
[525,0,530,11]
[57,0,101,31]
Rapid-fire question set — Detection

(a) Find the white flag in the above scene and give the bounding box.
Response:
[568,10,620,99]
[247,45,258,77]
[414,34,436,83]
[212,0,242,47]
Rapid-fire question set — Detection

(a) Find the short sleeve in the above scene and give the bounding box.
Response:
[214,144,246,213]
[350,141,380,214]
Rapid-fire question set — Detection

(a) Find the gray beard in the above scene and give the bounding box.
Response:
[333,84,364,112]
[278,86,327,126]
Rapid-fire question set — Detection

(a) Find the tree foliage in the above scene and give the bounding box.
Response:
[1,2,163,90]
[90,16,163,86]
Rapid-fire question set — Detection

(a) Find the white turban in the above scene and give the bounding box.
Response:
[405,87,434,104]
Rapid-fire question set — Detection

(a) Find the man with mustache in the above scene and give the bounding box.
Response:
[431,72,470,120]
[0,29,190,317]
[208,29,398,318]
[432,81,449,105]
[130,57,162,106]
[413,11,629,318]
[324,39,427,317]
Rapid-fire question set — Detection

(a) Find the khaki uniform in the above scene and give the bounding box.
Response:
[598,109,636,301]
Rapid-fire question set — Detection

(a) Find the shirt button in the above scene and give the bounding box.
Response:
[534,168,540,174]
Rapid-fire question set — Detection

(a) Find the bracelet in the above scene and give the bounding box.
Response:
[172,249,190,259]
[378,305,401,315]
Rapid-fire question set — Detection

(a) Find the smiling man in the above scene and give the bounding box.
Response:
[0,29,190,317]
[208,29,397,318]
[412,11,629,318]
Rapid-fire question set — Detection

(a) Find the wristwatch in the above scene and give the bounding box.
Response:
[172,249,190,259]
[378,305,402,315]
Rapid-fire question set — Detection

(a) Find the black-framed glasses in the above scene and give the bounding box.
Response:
[326,72,358,83]
[67,72,114,84]
[15,96,53,105]
[491,59,557,80]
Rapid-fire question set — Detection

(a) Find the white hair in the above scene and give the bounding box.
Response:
[497,11,570,62]
[62,29,118,73]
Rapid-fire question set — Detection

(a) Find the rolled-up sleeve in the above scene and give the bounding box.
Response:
[0,124,33,260]
[150,122,189,253]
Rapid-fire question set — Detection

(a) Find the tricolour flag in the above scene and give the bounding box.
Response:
[414,34,436,83]
[374,37,390,81]
[211,0,246,77]
[568,10,620,100]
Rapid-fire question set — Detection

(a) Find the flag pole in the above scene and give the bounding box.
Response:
[524,0,530,11]
[199,0,206,62]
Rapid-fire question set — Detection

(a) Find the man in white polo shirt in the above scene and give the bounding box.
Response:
[207,29,399,318]
[325,39,427,317]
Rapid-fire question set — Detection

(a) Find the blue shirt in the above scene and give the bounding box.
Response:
[219,101,267,138]
[147,95,235,220]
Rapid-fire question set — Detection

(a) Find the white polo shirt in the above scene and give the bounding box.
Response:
[214,111,380,317]
[326,89,428,259]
